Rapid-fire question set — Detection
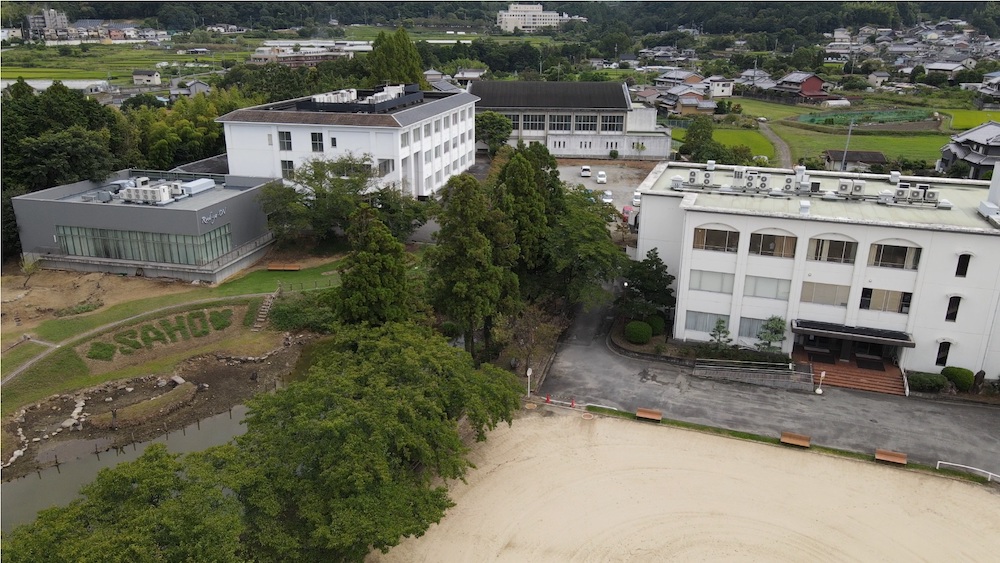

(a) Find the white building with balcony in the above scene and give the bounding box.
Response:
[633,160,1000,378]
[216,84,478,198]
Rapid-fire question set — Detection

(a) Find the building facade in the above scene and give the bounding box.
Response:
[468,81,671,160]
[939,120,1000,179]
[217,84,479,198]
[633,161,1000,377]
[12,171,275,283]
[496,4,583,33]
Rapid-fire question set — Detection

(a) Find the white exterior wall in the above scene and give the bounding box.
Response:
[498,109,670,160]
[497,4,562,32]
[655,208,1000,375]
[710,81,734,98]
[222,101,477,198]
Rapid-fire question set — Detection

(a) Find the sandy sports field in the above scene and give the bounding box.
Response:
[371,407,1000,562]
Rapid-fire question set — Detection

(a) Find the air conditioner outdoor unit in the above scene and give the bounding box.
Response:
[894,188,909,201]
[852,180,866,195]
[758,174,769,189]
[784,176,794,187]
[703,178,711,185]
[916,183,930,190]
[733,166,746,179]
[745,176,755,188]
[838,180,851,193]
[924,190,940,202]
[688,171,698,183]
[898,182,910,191]
[909,188,924,200]
[703,172,713,184]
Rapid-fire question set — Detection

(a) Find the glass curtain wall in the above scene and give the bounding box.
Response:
[57,224,232,266]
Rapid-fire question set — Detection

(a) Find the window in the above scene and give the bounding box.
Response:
[750,233,796,258]
[605,141,619,149]
[956,254,971,277]
[57,224,231,266]
[435,145,441,158]
[945,296,961,322]
[744,276,791,300]
[523,114,545,130]
[444,164,451,175]
[413,127,421,141]
[424,124,431,137]
[444,115,450,128]
[501,114,520,130]
[936,342,951,366]
[401,131,410,147]
[444,142,450,154]
[685,311,729,333]
[689,270,735,293]
[693,228,739,252]
[859,288,912,314]
[575,115,597,131]
[280,160,294,179]
[424,150,432,163]
[434,120,441,133]
[549,115,571,130]
[452,137,458,148]
[311,132,324,152]
[460,132,466,143]
[807,238,857,264]
[267,133,273,146]
[330,137,337,148]
[800,282,850,307]
[600,115,624,131]
[377,159,395,176]
[738,317,766,339]
[869,244,921,270]
[278,131,292,151]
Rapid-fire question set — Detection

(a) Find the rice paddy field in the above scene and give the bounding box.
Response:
[941,109,1000,129]
[672,127,776,160]
[769,122,948,163]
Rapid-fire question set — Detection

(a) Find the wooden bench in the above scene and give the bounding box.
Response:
[267,263,302,271]
[875,448,908,465]
[779,431,811,448]
[635,408,663,422]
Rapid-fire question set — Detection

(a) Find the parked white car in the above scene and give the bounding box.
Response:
[580,165,592,177]
[600,190,614,203]
[632,191,642,207]
[596,171,607,184]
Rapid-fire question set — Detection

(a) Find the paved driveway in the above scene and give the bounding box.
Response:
[540,302,1000,472]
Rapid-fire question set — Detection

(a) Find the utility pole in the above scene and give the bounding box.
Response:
[840,120,855,172]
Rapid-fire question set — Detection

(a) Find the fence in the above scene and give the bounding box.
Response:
[798,109,931,125]
[692,358,813,392]
[935,461,999,482]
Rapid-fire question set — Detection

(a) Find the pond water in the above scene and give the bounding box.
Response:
[0,405,249,534]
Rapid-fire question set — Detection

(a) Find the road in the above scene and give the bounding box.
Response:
[539,301,1000,473]
[759,121,793,168]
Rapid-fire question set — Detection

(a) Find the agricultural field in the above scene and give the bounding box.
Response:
[0,43,252,85]
[939,109,1000,129]
[733,99,816,120]
[671,127,776,160]
[769,123,948,164]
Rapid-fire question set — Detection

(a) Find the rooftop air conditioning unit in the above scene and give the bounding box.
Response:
[889,171,901,184]
[706,160,716,171]
[898,182,910,191]
[703,171,713,185]
[894,188,909,201]
[924,190,940,203]
[837,179,852,194]
[745,175,756,189]
[733,166,746,180]
[758,174,770,190]
[852,180,866,195]
[909,188,924,201]
[688,170,698,183]
[136,177,150,188]
[916,183,930,190]
[783,177,795,192]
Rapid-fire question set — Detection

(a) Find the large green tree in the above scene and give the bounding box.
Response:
[367,28,428,88]
[426,174,505,355]
[619,248,676,319]
[495,153,549,274]
[3,445,244,563]
[226,322,521,562]
[474,111,513,157]
[336,205,410,325]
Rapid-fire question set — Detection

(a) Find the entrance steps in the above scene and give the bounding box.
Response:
[251,290,279,332]
[815,365,905,396]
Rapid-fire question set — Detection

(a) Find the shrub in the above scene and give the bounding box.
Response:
[209,309,233,331]
[609,149,619,159]
[644,314,666,336]
[907,372,948,393]
[941,366,975,392]
[690,343,790,363]
[625,321,652,344]
[440,321,462,338]
[86,341,117,361]
[269,294,337,332]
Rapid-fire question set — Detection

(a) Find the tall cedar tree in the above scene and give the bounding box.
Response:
[368,28,429,89]
[619,248,676,319]
[337,205,410,325]
[426,175,505,356]
[481,178,521,353]
[496,153,549,274]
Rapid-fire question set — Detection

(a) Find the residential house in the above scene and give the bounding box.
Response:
[169,79,212,101]
[654,69,703,88]
[705,76,734,98]
[822,150,888,172]
[423,68,445,83]
[868,71,892,87]
[939,121,1000,179]
[454,68,488,85]
[132,70,161,86]
[468,81,671,160]
[216,84,479,198]
[769,72,832,101]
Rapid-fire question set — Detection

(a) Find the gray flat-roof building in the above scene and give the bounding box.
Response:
[12,170,275,283]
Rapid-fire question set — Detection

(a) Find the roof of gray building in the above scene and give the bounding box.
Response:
[950,121,1000,145]
[469,81,630,110]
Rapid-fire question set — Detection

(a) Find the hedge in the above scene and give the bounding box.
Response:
[625,321,653,344]
[644,315,666,336]
[907,372,948,393]
[690,343,790,363]
[941,366,975,392]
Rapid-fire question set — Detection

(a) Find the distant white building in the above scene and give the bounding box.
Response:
[216,84,479,198]
[496,4,586,33]
[633,161,1000,378]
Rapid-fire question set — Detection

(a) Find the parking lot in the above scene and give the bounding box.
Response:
[556,160,657,212]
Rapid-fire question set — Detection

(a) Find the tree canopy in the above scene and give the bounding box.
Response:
[475,111,513,157]
[336,205,411,325]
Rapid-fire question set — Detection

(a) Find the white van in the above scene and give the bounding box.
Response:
[581,165,592,177]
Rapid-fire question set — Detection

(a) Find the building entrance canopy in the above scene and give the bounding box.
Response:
[791,319,916,348]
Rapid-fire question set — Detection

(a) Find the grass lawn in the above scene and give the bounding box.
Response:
[0,342,49,378]
[939,109,1000,130]
[671,128,776,159]
[734,98,816,120]
[769,123,949,163]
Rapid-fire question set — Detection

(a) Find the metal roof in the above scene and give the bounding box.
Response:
[469,81,630,110]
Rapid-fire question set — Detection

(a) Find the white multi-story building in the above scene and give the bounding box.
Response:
[469,81,671,160]
[217,84,479,198]
[633,160,1000,378]
[496,4,585,33]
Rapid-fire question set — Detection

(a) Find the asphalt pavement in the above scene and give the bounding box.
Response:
[539,300,1000,473]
